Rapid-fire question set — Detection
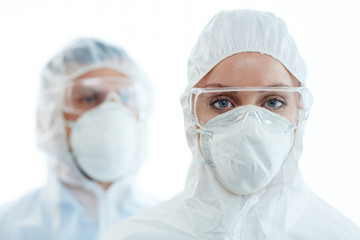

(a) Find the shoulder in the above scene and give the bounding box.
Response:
[0,188,49,239]
[102,194,196,240]
[0,188,43,219]
[288,193,360,239]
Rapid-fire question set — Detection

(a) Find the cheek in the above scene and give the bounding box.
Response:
[63,112,81,144]
[287,96,301,124]
[197,109,208,126]
[290,108,299,125]
[196,106,214,126]
[280,108,298,125]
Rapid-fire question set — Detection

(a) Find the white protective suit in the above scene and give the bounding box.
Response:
[102,10,360,240]
[0,38,155,240]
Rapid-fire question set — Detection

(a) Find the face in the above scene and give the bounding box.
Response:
[63,67,135,141]
[194,52,301,126]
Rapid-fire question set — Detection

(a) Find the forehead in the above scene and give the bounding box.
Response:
[196,52,299,88]
[69,67,131,89]
[75,67,128,81]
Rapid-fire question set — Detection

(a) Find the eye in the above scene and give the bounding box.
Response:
[210,96,234,110]
[79,92,102,106]
[84,96,96,103]
[263,98,285,109]
[119,88,134,104]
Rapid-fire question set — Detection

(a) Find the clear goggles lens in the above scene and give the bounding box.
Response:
[190,87,312,127]
[63,76,138,114]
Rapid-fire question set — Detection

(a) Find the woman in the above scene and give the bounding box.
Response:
[102,9,360,239]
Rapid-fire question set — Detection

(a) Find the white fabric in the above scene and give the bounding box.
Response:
[0,38,155,240]
[187,9,307,86]
[101,9,360,240]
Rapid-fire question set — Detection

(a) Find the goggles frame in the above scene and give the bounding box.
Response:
[62,76,137,115]
[189,86,312,127]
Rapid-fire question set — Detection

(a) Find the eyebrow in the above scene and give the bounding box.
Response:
[202,83,292,88]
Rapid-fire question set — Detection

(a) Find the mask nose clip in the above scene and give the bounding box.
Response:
[237,109,263,124]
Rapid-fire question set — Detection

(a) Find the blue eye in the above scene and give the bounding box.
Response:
[80,92,102,105]
[211,96,234,110]
[120,93,131,103]
[85,96,95,103]
[264,98,284,108]
[119,88,135,104]
[214,100,231,108]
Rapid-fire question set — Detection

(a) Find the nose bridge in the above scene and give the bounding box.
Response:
[238,91,257,106]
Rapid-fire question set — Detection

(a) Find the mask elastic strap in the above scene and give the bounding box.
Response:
[70,151,95,182]
[197,128,213,138]
[196,128,215,167]
[200,160,215,167]
[66,122,93,180]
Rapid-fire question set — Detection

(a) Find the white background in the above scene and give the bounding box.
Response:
[0,0,359,227]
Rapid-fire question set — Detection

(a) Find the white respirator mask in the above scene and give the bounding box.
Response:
[67,101,138,182]
[198,105,295,195]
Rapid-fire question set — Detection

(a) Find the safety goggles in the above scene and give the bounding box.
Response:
[189,87,312,128]
[63,76,138,114]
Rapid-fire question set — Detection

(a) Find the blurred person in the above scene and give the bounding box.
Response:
[102,10,360,239]
[0,37,154,240]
